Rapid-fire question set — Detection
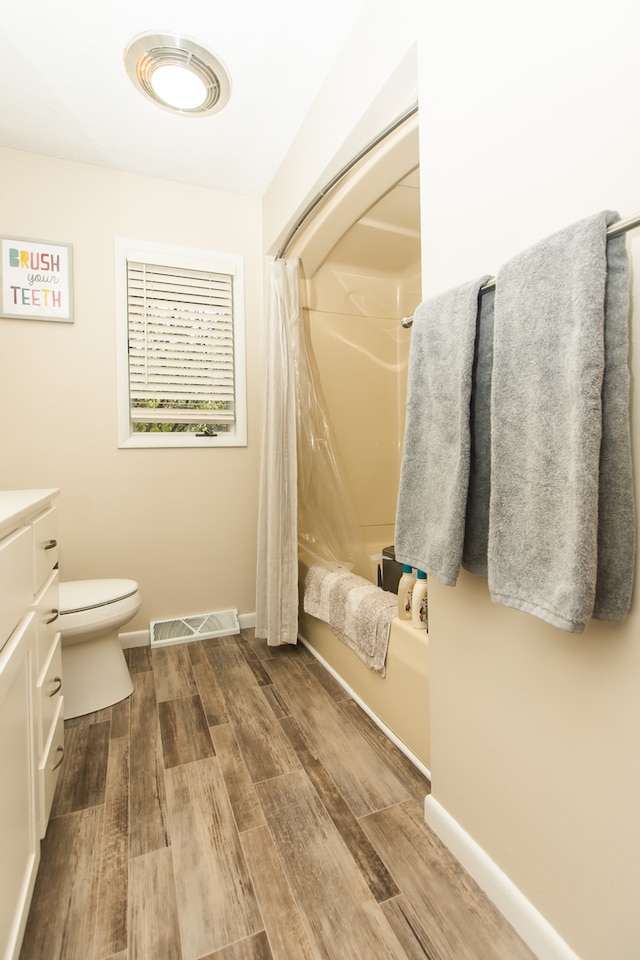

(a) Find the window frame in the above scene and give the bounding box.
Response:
[115,238,247,449]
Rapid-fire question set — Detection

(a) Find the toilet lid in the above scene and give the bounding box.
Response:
[59,578,139,614]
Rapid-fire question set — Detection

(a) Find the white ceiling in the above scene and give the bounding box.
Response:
[1,0,370,197]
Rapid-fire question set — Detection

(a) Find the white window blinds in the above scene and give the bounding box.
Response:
[127,259,236,428]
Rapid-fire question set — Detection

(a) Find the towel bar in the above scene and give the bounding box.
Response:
[401,210,640,328]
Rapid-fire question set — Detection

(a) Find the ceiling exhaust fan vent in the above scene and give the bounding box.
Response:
[125,32,231,117]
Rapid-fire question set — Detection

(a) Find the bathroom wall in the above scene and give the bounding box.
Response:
[262,0,420,580]
[264,0,640,956]
[418,3,640,959]
[263,0,419,256]
[0,147,262,630]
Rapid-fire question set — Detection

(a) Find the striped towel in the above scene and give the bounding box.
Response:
[303,565,396,675]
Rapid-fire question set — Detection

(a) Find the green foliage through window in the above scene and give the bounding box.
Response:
[132,398,231,434]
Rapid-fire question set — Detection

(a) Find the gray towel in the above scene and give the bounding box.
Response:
[395,277,492,584]
[303,565,396,675]
[488,211,635,632]
[462,288,495,574]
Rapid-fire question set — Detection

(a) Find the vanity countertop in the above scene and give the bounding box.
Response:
[0,489,59,540]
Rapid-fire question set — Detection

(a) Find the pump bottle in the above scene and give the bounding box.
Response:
[397,565,416,620]
[411,570,428,630]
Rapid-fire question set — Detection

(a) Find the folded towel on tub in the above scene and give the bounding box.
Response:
[303,565,396,675]
[395,276,493,584]
[488,210,635,632]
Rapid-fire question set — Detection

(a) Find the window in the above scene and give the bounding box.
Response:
[115,239,246,448]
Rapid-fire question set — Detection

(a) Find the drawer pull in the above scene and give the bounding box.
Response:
[44,539,58,550]
[51,746,65,771]
[48,676,63,697]
[45,609,60,625]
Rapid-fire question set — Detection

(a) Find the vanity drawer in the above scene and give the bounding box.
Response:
[32,571,60,675]
[0,525,33,653]
[32,506,59,595]
[37,633,63,759]
[38,702,64,838]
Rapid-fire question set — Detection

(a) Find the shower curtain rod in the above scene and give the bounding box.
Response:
[275,102,419,261]
[401,210,640,328]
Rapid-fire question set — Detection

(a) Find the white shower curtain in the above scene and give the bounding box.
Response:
[255,257,301,646]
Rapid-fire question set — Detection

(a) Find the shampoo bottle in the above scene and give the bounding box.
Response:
[411,570,428,630]
[397,565,416,620]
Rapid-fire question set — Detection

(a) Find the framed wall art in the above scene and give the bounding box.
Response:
[1,236,74,322]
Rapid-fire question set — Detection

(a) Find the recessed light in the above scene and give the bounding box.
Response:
[125,32,231,117]
[150,65,207,110]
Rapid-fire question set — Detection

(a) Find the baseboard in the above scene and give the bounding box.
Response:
[424,796,582,960]
[239,611,256,629]
[119,629,150,649]
[298,632,431,782]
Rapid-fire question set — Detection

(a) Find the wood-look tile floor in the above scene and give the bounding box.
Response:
[20,630,536,960]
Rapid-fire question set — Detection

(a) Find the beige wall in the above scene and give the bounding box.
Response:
[262,0,418,254]
[0,147,263,629]
[419,3,640,958]
[261,0,419,583]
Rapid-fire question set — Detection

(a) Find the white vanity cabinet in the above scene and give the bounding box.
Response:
[0,489,62,960]
[30,503,64,838]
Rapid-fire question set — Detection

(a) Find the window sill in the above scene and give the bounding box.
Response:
[117,431,247,449]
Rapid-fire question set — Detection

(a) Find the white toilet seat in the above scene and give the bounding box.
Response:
[59,579,141,642]
[60,578,139,614]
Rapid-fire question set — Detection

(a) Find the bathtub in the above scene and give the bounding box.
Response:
[298,563,431,777]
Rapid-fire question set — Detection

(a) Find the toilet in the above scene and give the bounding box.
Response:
[59,579,142,719]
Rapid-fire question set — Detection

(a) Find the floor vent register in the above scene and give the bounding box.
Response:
[150,609,240,647]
